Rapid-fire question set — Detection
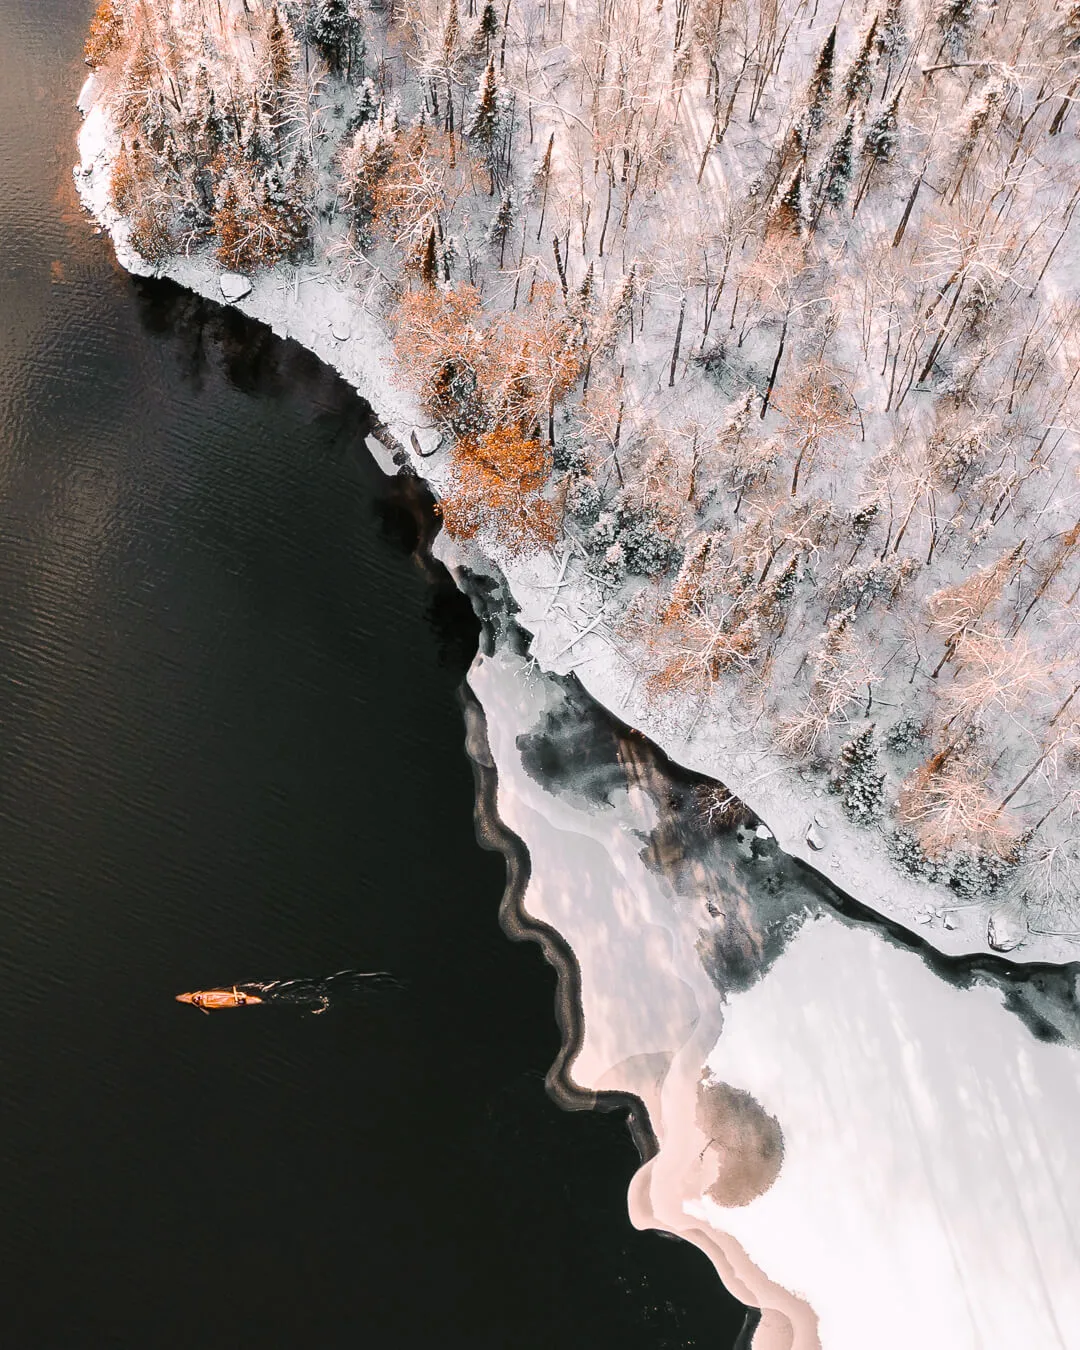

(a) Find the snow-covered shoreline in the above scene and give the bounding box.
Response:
[75,75,1077,968]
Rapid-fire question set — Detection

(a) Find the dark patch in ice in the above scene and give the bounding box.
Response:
[517,693,629,809]
[512,667,823,994]
[456,566,518,655]
[732,1309,762,1350]
[696,1079,785,1208]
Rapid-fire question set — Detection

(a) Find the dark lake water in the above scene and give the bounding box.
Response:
[0,1,745,1345]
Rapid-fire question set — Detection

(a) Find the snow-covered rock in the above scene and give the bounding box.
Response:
[988,911,1027,953]
[219,272,252,302]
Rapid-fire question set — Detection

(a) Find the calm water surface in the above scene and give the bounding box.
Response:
[0,1,743,1345]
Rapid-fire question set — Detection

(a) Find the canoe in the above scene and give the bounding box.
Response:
[175,987,263,1012]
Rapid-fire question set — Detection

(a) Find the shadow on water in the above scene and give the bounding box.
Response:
[131,276,319,399]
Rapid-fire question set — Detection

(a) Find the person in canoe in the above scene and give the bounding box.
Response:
[175,986,263,1012]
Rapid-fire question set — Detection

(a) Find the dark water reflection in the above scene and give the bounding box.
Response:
[0,2,740,1346]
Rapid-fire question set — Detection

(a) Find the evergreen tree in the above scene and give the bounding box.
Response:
[530,131,555,240]
[759,553,801,625]
[312,0,354,74]
[267,4,295,87]
[843,18,879,106]
[487,187,515,266]
[194,67,224,156]
[442,0,461,68]
[956,80,1002,169]
[792,110,813,156]
[242,92,274,166]
[719,388,755,450]
[772,164,809,235]
[265,161,310,258]
[885,714,927,754]
[468,55,500,149]
[529,132,554,203]
[850,499,880,543]
[577,261,595,312]
[1064,0,1080,49]
[818,604,855,660]
[878,0,909,67]
[441,0,461,132]
[806,25,837,133]
[568,261,596,349]
[937,0,977,58]
[551,232,568,295]
[598,264,637,354]
[340,118,397,240]
[468,55,503,192]
[477,0,499,54]
[831,726,887,823]
[852,90,901,213]
[863,90,901,162]
[439,233,459,282]
[822,113,857,208]
[354,77,378,126]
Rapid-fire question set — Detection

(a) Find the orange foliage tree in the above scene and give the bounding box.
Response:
[392,281,582,438]
[211,154,307,271]
[440,426,558,554]
[370,125,469,252]
[897,753,1019,859]
[392,283,489,433]
[392,283,581,552]
[487,285,582,439]
[110,135,178,263]
[85,0,124,68]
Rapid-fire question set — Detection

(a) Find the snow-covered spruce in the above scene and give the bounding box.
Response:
[830,726,886,825]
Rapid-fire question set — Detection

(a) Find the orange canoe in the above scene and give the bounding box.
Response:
[176,986,263,1012]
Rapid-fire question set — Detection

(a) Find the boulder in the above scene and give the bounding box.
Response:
[219,272,252,302]
[805,822,826,851]
[330,319,351,341]
[987,910,1027,952]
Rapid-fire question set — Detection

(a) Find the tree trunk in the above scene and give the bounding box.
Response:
[668,296,687,387]
[892,172,923,249]
[761,317,788,419]
[552,234,567,297]
[997,742,1057,813]
[597,171,613,257]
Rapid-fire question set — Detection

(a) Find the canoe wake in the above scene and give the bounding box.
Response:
[176,969,401,1014]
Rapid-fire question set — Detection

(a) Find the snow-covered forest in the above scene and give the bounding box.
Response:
[83,0,1080,925]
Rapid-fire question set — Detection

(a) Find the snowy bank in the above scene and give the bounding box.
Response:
[75,75,1077,967]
